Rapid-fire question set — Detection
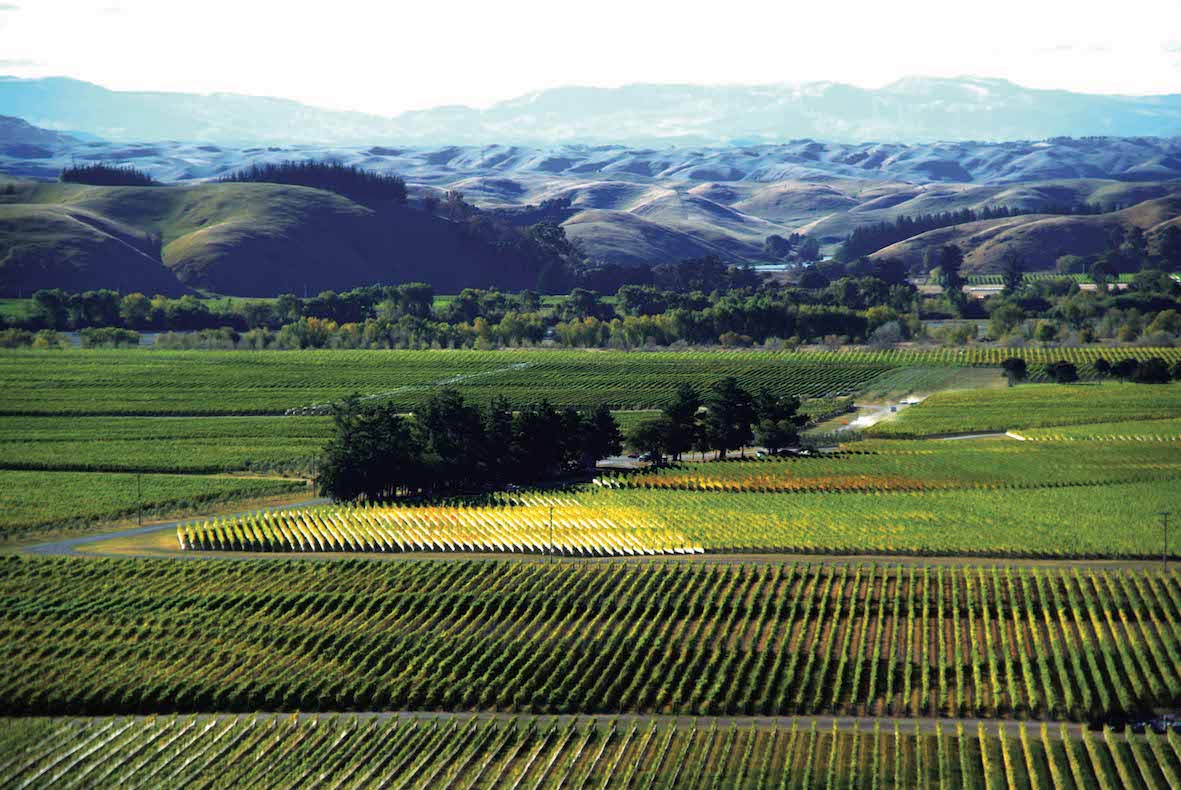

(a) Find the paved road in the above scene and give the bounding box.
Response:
[25,498,330,557]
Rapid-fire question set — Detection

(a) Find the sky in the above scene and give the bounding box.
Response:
[1,0,1179,116]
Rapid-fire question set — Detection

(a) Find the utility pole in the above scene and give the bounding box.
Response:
[549,505,554,564]
[137,473,142,526]
[1159,511,1171,569]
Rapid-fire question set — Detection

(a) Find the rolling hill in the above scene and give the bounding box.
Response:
[2,114,1180,286]
[871,193,1181,272]
[0,178,573,296]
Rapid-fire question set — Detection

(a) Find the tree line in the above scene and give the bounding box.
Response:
[60,163,158,187]
[319,390,622,501]
[625,378,808,462]
[1000,355,1180,385]
[216,160,408,204]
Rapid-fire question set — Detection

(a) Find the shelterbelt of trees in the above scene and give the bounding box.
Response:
[317,377,810,500]
[4,257,1180,351]
[318,389,623,500]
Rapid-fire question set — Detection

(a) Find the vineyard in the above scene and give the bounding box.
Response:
[602,439,1181,494]
[0,416,331,474]
[179,469,1181,560]
[966,272,1138,284]
[2,714,1178,789]
[593,481,1180,557]
[868,382,1181,436]
[2,347,1178,416]
[1015,417,1181,442]
[0,471,306,540]
[3,557,1180,720]
[0,349,891,416]
[180,497,701,556]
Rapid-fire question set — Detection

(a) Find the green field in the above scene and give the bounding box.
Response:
[868,382,1181,437]
[0,471,307,540]
[1,714,1172,788]
[2,558,1178,720]
[3,345,1181,784]
[605,438,1180,492]
[593,481,1180,557]
[0,415,331,474]
[3,347,1178,416]
[0,349,891,415]
[1015,417,1181,442]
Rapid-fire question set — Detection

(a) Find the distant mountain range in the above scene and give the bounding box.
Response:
[3,75,1180,145]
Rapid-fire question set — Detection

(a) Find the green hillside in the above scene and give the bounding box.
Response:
[0,177,568,296]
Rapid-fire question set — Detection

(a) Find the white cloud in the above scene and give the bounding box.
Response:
[1,0,1179,115]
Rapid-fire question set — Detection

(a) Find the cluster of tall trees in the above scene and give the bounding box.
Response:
[1094,356,1180,384]
[1001,355,1179,386]
[1061,225,1181,281]
[60,163,158,187]
[763,233,821,262]
[217,160,408,204]
[319,390,622,501]
[626,379,808,462]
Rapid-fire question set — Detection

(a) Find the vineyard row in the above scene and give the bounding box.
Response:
[2,558,1179,719]
[2,714,1178,789]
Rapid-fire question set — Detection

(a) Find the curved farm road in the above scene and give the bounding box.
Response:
[24,498,329,557]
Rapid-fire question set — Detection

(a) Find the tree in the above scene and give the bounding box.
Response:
[702,377,755,458]
[797,237,822,263]
[31,289,69,330]
[1113,357,1140,382]
[484,395,516,483]
[923,247,941,274]
[319,396,424,501]
[1156,226,1181,272]
[626,417,669,463]
[938,245,965,292]
[1000,357,1027,386]
[1171,360,1181,381]
[1034,321,1058,343]
[1133,357,1170,384]
[1093,358,1111,377]
[938,244,966,313]
[1001,252,1024,294]
[797,268,829,289]
[1088,259,1114,292]
[764,234,794,261]
[421,389,488,491]
[661,383,701,462]
[988,302,1025,339]
[119,293,152,328]
[753,387,807,454]
[584,403,623,463]
[1046,361,1079,384]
